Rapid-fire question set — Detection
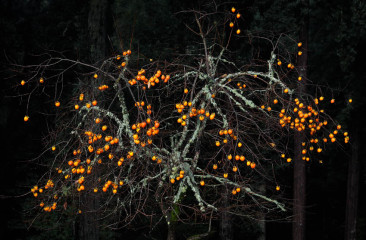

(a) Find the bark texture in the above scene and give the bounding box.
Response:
[344,119,360,240]
[78,195,100,240]
[258,183,266,240]
[220,187,232,240]
[88,0,107,61]
[167,223,176,240]
[293,0,309,239]
[77,1,108,239]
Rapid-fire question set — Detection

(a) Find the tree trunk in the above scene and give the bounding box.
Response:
[344,120,360,240]
[78,194,100,240]
[293,131,306,240]
[220,187,232,240]
[293,1,309,239]
[167,223,176,240]
[258,184,266,240]
[88,0,107,62]
[76,1,108,240]
[166,206,178,240]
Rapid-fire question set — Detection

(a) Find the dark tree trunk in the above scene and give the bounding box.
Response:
[258,183,266,240]
[220,187,232,240]
[293,131,306,240]
[344,120,360,240]
[78,194,100,240]
[88,0,107,62]
[293,1,309,239]
[166,206,179,240]
[167,223,176,240]
[76,1,108,240]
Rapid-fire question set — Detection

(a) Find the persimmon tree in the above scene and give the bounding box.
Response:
[20,6,350,236]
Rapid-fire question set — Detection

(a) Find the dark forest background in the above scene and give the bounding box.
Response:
[0,0,365,239]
